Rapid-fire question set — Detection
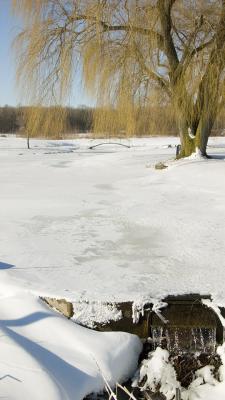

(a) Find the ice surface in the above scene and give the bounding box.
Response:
[0,136,225,305]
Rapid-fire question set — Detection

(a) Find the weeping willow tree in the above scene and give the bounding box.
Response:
[12,0,225,157]
[22,106,67,148]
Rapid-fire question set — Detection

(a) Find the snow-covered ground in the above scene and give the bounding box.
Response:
[1,135,225,399]
[1,136,225,305]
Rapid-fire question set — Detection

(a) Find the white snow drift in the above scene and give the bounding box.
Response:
[0,273,141,400]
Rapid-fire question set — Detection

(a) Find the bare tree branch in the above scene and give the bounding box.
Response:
[157,0,179,76]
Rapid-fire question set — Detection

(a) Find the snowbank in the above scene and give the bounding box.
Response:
[0,277,142,400]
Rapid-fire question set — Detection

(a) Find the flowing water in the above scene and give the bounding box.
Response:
[151,327,216,354]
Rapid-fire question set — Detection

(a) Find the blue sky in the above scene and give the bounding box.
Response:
[0,0,18,106]
[0,0,93,107]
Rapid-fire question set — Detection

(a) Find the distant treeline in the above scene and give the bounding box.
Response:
[0,106,21,133]
[0,106,93,135]
[0,105,224,136]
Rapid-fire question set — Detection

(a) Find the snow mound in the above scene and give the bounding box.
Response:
[0,289,142,400]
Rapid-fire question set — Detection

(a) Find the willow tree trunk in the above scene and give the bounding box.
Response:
[179,123,195,158]
[178,115,214,158]
[194,116,214,157]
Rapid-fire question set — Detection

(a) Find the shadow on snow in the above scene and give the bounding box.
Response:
[0,311,97,399]
[0,261,15,270]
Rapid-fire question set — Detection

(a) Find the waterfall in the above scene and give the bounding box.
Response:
[151,327,216,354]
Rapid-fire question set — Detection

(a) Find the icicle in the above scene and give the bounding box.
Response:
[152,301,168,324]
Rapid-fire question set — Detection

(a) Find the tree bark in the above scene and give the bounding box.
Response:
[178,127,195,158]
[178,115,213,158]
[27,133,30,150]
[195,116,214,157]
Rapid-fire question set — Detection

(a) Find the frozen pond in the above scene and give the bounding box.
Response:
[0,136,225,308]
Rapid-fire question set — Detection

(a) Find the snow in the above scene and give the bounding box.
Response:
[195,365,217,386]
[134,345,225,400]
[1,135,225,398]
[72,300,122,328]
[182,348,225,400]
[1,135,225,306]
[134,347,180,399]
[202,299,225,327]
[0,274,142,400]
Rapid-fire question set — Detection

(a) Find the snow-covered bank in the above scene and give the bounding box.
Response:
[0,275,142,400]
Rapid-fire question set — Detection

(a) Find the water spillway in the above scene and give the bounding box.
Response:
[150,295,218,354]
[43,294,224,355]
